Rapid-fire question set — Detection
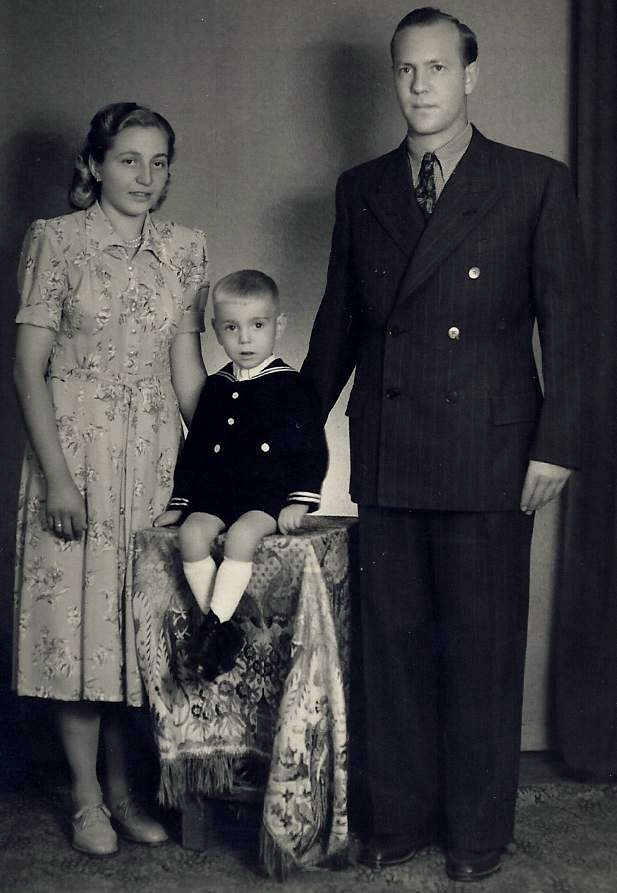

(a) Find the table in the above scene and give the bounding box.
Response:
[131,516,356,878]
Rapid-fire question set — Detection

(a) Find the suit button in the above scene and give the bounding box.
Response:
[388,325,401,337]
[227,418,235,425]
[385,387,402,399]
[214,444,221,453]
[231,391,239,399]
[448,326,460,340]
[468,266,480,279]
[496,318,507,332]
[261,443,270,452]
[445,391,459,404]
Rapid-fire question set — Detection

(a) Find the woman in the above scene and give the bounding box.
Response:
[12,102,208,855]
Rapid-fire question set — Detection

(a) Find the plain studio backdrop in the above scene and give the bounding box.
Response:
[0,0,571,752]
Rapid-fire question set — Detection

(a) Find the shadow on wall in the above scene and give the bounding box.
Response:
[0,125,74,770]
[262,39,396,334]
[323,41,396,168]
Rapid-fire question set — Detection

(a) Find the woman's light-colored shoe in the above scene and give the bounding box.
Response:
[72,803,119,856]
[110,797,168,846]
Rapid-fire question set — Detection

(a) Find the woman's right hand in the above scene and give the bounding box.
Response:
[15,324,86,542]
[46,476,87,540]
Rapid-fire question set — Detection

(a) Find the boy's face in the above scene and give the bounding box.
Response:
[212,291,286,369]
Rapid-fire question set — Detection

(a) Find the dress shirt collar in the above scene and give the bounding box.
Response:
[233,355,277,380]
[83,202,169,266]
[407,122,473,184]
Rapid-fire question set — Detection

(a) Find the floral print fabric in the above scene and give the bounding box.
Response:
[13,203,208,705]
[131,517,353,876]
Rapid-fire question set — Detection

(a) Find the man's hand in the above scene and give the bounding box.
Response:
[154,509,183,527]
[278,503,309,535]
[520,460,572,514]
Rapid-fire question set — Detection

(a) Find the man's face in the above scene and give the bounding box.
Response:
[392,21,478,146]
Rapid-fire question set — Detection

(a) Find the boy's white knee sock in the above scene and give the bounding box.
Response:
[183,555,217,613]
[209,558,253,622]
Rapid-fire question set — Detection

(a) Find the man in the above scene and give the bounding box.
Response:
[301,6,584,883]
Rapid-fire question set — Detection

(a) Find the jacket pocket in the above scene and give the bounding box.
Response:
[491,391,540,426]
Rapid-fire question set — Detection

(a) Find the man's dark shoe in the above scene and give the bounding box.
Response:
[357,832,433,869]
[445,848,502,882]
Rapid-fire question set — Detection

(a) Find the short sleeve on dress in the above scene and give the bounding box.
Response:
[176,229,209,335]
[15,219,68,331]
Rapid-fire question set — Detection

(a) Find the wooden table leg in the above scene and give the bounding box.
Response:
[181,797,215,851]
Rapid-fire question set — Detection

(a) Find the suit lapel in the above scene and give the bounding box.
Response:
[397,129,502,300]
[363,142,426,256]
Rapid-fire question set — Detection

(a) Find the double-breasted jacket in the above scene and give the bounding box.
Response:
[302,127,585,510]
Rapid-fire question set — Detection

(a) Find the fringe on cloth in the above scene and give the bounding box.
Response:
[258,826,350,881]
[157,752,268,808]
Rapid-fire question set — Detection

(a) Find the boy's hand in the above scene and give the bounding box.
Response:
[154,509,183,527]
[278,503,309,535]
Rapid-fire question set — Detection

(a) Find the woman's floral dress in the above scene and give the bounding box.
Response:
[12,203,208,705]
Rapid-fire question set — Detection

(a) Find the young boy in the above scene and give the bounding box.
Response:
[155,269,328,681]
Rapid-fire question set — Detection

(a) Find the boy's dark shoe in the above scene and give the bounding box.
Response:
[174,611,208,658]
[445,848,502,882]
[188,611,244,681]
[357,831,434,868]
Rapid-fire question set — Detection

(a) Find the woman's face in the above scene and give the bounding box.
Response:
[91,125,170,222]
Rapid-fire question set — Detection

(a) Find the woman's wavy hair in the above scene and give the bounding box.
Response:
[69,102,176,210]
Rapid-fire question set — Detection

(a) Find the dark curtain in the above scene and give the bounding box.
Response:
[555,0,617,779]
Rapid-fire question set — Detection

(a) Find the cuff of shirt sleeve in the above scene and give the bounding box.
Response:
[168,496,189,510]
[287,491,321,511]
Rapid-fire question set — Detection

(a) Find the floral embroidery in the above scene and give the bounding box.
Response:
[132,519,352,876]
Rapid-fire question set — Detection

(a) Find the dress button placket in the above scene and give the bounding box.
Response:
[127,260,138,336]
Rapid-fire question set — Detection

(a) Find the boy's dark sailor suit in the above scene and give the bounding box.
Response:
[168,357,328,525]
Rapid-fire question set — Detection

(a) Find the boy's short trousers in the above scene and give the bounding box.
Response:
[184,492,287,530]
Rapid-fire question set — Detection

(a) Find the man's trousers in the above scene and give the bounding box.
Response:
[356,506,534,850]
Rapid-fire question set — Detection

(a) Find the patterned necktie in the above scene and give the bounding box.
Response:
[415,152,437,218]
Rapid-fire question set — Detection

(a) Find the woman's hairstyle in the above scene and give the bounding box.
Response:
[69,102,176,210]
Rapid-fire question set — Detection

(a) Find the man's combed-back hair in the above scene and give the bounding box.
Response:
[390,6,478,66]
[69,102,175,210]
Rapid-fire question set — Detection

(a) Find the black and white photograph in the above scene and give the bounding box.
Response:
[0,2,615,891]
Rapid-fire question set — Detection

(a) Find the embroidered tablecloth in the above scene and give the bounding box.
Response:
[131,516,355,877]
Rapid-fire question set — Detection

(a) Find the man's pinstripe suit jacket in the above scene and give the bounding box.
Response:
[302,127,585,511]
